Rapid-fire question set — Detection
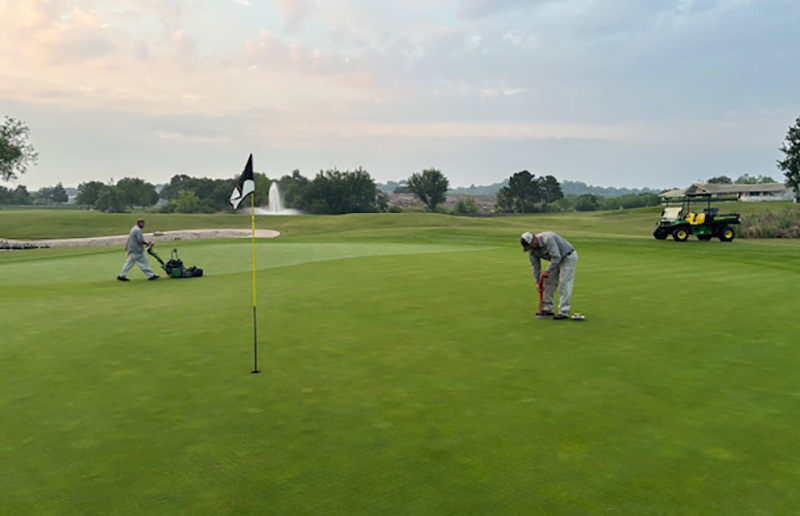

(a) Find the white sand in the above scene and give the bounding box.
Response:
[1,229,280,249]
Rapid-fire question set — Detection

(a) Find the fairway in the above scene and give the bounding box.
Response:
[2,211,800,515]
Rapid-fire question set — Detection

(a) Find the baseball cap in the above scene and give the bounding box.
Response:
[520,232,533,252]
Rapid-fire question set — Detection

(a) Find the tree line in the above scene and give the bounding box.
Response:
[706,173,778,184]
[0,167,660,214]
[4,115,800,213]
[0,182,67,205]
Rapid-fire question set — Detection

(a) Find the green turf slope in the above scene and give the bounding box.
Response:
[2,212,800,515]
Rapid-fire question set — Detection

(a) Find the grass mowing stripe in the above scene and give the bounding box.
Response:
[0,242,496,286]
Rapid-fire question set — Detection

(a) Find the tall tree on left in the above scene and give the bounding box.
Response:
[0,117,38,181]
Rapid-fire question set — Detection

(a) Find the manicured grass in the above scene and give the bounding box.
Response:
[2,211,800,515]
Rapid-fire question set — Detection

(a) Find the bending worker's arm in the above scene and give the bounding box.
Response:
[529,253,542,285]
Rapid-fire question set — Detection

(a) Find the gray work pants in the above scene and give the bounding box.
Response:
[120,252,155,278]
[542,251,578,316]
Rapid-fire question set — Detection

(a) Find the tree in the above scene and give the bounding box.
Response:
[95,185,127,213]
[575,194,600,212]
[376,191,389,213]
[278,170,310,209]
[538,175,564,204]
[12,185,31,205]
[116,177,158,208]
[407,169,449,212]
[779,117,800,190]
[735,173,778,185]
[304,168,382,214]
[454,195,479,214]
[0,186,12,204]
[735,173,758,184]
[33,185,57,205]
[495,170,549,213]
[160,174,235,212]
[286,167,382,214]
[547,196,576,213]
[707,175,733,184]
[173,189,200,213]
[76,181,105,207]
[160,174,194,201]
[254,172,272,206]
[51,182,68,204]
[0,117,38,181]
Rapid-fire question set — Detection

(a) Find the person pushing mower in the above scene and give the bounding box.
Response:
[117,218,159,281]
[520,231,584,321]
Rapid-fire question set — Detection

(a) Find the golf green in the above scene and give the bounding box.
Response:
[2,211,800,515]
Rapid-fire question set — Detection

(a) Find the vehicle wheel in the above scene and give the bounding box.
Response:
[697,234,712,241]
[672,227,690,242]
[654,229,668,240]
[719,225,735,242]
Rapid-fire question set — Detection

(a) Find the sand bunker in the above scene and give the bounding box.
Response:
[1,229,280,249]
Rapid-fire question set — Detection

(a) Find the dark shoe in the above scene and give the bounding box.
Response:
[148,275,160,281]
[116,276,130,282]
[553,314,569,320]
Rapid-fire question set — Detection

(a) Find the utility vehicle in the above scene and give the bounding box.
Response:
[654,194,740,242]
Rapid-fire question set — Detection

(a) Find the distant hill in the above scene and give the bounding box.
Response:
[376,181,404,194]
[375,179,662,198]
[561,181,661,198]
[448,180,509,196]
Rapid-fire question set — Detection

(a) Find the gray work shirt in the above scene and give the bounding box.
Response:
[529,231,575,281]
[125,225,146,254]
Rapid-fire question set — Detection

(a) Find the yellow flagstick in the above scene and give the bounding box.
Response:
[251,190,260,374]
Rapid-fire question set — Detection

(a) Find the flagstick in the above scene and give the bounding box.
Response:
[251,192,260,374]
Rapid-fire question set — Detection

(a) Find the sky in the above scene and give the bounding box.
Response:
[1,0,799,190]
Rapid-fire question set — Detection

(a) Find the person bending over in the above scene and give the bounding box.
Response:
[520,230,577,320]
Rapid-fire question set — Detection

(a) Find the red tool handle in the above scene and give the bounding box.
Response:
[537,276,545,315]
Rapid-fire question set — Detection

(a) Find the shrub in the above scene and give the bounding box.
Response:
[739,209,800,238]
[454,196,479,214]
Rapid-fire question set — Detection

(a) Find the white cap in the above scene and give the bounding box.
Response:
[520,232,534,251]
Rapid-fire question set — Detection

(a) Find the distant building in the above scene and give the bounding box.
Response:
[661,182,797,202]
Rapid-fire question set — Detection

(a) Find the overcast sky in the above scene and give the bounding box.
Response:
[2,0,798,190]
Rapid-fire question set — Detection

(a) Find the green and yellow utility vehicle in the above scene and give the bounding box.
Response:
[653,194,741,242]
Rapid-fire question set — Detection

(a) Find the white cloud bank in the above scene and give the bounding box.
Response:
[0,0,798,188]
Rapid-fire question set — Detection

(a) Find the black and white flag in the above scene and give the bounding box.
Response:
[230,154,255,210]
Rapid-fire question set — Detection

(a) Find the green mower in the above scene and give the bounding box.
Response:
[147,246,203,278]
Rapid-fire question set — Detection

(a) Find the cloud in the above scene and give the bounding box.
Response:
[0,2,116,64]
[457,0,548,19]
[155,130,230,144]
[275,0,314,31]
[2,0,799,190]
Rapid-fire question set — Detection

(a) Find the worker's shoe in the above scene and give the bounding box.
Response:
[148,275,160,280]
[553,314,569,320]
[116,276,130,282]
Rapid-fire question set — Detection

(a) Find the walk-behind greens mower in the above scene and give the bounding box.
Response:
[147,246,203,278]
[654,193,741,242]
